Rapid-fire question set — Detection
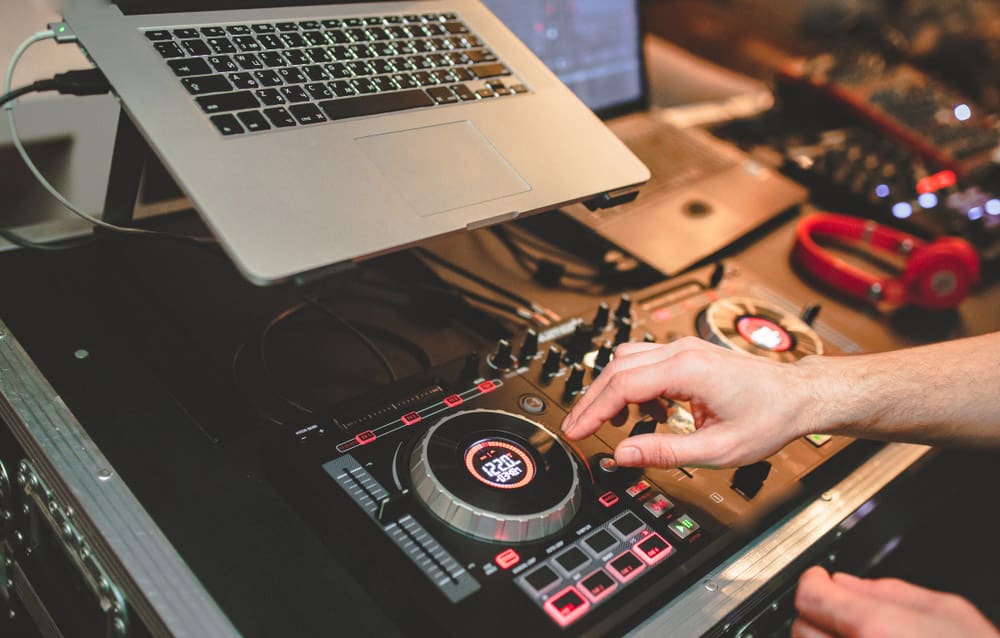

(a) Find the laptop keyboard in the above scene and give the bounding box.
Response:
[144,13,529,136]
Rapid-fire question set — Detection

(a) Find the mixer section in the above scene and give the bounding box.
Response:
[266,262,872,636]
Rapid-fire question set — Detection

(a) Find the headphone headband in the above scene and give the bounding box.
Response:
[793,213,980,309]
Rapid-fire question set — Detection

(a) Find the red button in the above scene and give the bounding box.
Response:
[401,412,421,426]
[598,491,619,507]
[635,533,674,565]
[354,430,377,445]
[443,394,464,407]
[607,550,645,583]
[543,586,590,627]
[477,380,497,393]
[495,548,520,569]
[579,569,617,602]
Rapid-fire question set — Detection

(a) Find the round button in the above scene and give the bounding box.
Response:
[684,200,712,216]
[518,393,547,415]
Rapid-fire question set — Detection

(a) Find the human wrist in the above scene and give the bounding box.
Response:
[792,354,859,438]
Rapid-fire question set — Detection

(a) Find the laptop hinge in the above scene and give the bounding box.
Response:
[583,187,641,211]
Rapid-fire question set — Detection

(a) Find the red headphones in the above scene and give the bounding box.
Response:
[793,213,980,310]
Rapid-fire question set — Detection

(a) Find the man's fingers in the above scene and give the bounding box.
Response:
[795,566,889,637]
[614,429,739,469]
[790,618,836,638]
[563,339,713,438]
[831,572,971,616]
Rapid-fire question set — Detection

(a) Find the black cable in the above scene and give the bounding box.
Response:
[490,226,601,282]
[300,296,398,383]
[414,246,536,308]
[0,228,93,251]
[0,80,55,108]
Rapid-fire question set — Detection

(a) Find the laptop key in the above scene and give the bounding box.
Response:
[181,39,212,56]
[306,48,333,63]
[207,38,237,54]
[153,41,185,58]
[303,31,327,46]
[201,26,226,37]
[451,84,476,101]
[255,88,285,106]
[289,103,326,124]
[263,107,296,127]
[324,30,352,45]
[173,28,200,39]
[305,82,333,100]
[393,73,419,89]
[234,54,263,70]
[284,50,310,66]
[280,85,310,103]
[146,30,173,41]
[321,19,343,29]
[303,65,329,81]
[233,36,261,52]
[197,91,259,113]
[276,22,299,32]
[328,80,357,97]
[317,89,433,121]
[277,67,307,84]
[280,33,307,48]
[372,76,397,92]
[444,22,469,34]
[325,63,352,79]
[259,52,286,67]
[476,88,496,99]
[210,113,244,135]
[254,70,282,86]
[182,75,233,95]
[227,25,251,35]
[258,34,284,50]
[208,56,239,73]
[252,24,276,34]
[453,67,474,82]
[168,57,212,77]
[352,78,378,94]
[426,86,458,104]
[470,63,511,79]
[237,110,271,132]
[511,84,529,94]
[299,21,321,30]
[228,72,259,89]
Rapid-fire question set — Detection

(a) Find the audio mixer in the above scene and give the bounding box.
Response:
[266,262,872,636]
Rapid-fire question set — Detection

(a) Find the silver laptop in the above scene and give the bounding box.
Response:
[482,0,807,276]
[61,0,649,284]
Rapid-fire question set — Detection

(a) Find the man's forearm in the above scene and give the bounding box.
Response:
[801,332,1000,447]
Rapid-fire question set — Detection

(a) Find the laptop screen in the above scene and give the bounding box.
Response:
[116,1,386,15]
[481,0,644,116]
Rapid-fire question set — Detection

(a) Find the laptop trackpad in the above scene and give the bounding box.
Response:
[356,121,530,217]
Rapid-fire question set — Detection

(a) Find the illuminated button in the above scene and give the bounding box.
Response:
[582,529,617,556]
[668,514,700,540]
[477,380,497,393]
[607,550,645,582]
[806,433,832,447]
[610,513,644,539]
[643,493,675,518]
[354,430,377,445]
[625,480,651,498]
[598,491,619,508]
[401,411,421,426]
[524,565,560,593]
[443,394,464,407]
[554,547,590,574]
[495,548,520,569]
[580,569,617,602]
[543,587,590,627]
[635,533,674,565]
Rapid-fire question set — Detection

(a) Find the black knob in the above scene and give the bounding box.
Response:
[565,323,593,364]
[564,363,585,399]
[594,340,613,370]
[519,329,539,361]
[800,303,822,326]
[629,418,658,438]
[614,317,632,345]
[458,352,480,383]
[542,346,562,377]
[614,294,632,322]
[489,338,515,369]
[593,302,610,330]
[731,461,772,500]
[708,262,725,289]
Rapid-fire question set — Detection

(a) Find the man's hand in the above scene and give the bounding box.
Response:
[560,338,828,469]
[793,566,999,638]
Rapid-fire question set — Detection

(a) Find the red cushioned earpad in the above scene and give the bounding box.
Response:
[903,237,981,309]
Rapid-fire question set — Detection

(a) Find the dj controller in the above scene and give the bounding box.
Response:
[267,262,872,636]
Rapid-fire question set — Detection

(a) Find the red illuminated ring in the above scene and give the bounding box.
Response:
[463,439,536,490]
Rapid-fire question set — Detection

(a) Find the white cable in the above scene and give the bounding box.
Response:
[4,30,154,236]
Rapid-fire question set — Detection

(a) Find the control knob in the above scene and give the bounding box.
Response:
[542,346,563,378]
[614,294,632,322]
[614,317,632,346]
[519,329,539,361]
[592,302,610,330]
[563,363,585,401]
[488,338,516,370]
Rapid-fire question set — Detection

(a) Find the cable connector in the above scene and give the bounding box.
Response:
[47,22,78,44]
[51,69,110,96]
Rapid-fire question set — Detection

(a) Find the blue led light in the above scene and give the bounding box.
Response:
[918,193,938,209]
[892,202,913,219]
[968,207,984,221]
[954,104,972,121]
[986,199,1000,216]
[875,184,890,198]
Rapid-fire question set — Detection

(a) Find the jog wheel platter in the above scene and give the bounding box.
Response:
[410,409,582,543]
[696,297,823,361]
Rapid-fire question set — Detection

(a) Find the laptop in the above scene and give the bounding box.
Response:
[482,0,807,276]
[60,0,649,284]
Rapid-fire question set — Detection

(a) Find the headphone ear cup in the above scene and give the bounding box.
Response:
[902,238,980,309]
